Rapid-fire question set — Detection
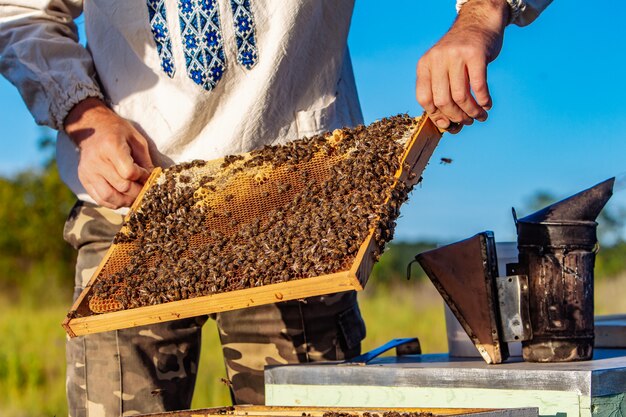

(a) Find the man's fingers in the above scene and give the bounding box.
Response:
[467,59,492,111]
[428,108,453,130]
[124,180,144,201]
[417,62,452,129]
[85,175,134,209]
[108,175,133,194]
[416,61,436,114]
[81,158,145,208]
[99,161,146,200]
[449,60,488,122]
[431,63,472,126]
[130,145,153,183]
[130,136,155,174]
[446,122,464,134]
[136,164,151,183]
[127,163,151,184]
[108,143,148,183]
[417,61,450,129]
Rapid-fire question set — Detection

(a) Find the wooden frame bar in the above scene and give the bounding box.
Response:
[135,405,537,417]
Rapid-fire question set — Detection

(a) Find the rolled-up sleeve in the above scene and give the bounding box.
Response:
[456,0,554,27]
[0,1,104,130]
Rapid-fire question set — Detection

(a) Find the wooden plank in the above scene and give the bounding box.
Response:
[136,405,537,417]
[352,235,378,288]
[227,405,513,416]
[400,116,443,187]
[64,116,443,337]
[66,270,357,336]
[265,385,576,417]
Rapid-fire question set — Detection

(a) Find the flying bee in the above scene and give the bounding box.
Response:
[440,157,453,165]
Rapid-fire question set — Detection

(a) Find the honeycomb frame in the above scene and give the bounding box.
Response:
[63,115,442,337]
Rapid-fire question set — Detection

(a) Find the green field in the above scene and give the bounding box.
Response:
[0,282,447,417]
[2,276,626,417]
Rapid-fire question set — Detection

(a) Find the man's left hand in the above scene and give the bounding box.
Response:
[416,0,510,133]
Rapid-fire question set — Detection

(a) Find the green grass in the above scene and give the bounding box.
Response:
[2,277,625,416]
[0,304,67,417]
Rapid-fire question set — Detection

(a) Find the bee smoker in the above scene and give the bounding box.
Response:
[515,177,615,362]
[410,178,615,364]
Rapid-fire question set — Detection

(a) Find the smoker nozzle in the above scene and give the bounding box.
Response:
[518,177,615,225]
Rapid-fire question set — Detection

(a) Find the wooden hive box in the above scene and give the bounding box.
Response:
[63,115,442,337]
[134,405,538,417]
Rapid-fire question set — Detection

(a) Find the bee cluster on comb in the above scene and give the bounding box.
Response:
[87,115,422,313]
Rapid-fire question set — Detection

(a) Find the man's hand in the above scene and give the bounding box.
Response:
[416,0,510,133]
[64,98,154,209]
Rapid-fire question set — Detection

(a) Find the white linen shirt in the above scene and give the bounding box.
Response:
[0,0,363,204]
[1,0,550,205]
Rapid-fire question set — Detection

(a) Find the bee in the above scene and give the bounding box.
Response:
[220,378,233,388]
[440,157,453,165]
[276,183,291,194]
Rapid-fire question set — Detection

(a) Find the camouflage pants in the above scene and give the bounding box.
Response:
[63,201,366,416]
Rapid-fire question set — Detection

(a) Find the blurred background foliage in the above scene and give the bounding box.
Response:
[0,133,76,308]
[1,133,626,416]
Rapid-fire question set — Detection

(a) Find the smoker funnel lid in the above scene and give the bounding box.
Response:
[416,232,508,364]
[518,177,615,224]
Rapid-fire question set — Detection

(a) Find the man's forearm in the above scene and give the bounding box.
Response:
[452,0,509,62]
[64,97,113,145]
[457,0,553,27]
[0,1,103,130]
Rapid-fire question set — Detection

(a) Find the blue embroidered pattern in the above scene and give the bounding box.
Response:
[229,0,258,69]
[146,0,176,77]
[146,1,259,88]
[178,0,226,91]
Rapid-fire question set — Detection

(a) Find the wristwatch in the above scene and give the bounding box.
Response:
[456,0,525,25]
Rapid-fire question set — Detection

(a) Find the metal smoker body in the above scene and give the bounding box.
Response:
[516,178,614,362]
[413,178,614,363]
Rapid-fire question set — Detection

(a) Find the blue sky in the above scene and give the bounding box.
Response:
[1,1,625,244]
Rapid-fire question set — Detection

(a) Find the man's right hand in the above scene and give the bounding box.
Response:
[64,98,154,209]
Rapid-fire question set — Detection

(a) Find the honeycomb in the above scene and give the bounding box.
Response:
[85,115,427,314]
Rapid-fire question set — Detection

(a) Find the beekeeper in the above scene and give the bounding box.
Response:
[0,0,551,415]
